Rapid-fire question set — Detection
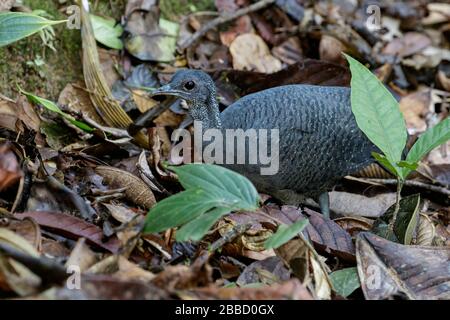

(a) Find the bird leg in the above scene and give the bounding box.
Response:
[318,192,330,219]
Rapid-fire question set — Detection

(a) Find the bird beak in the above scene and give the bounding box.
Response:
[150,84,187,99]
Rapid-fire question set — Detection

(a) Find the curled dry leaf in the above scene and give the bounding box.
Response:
[414,213,436,246]
[356,232,450,300]
[179,279,313,300]
[229,33,282,73]
[95,166,156,209]
[65,238,98,272]
[14,211,120,253]
[275,236,332,299]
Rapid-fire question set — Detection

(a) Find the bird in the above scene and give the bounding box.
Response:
[150,69,378,217]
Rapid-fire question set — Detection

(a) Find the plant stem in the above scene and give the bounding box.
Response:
[388,177,404,234]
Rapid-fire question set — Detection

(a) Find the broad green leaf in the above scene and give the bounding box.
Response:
[344,54,407,163]
[170,164,260,210]
[372,152,400,177]
[90,14,123,50]
[330,267,360,298]
[0,12,66,47]
[372,194,421,245]
[264,219,309,250]
[144,188,229,233]
[176,206,231,242]
[404,117,450,178]
[20,89,94,132]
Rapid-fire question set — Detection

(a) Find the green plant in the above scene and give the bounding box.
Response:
[143,163,308,245]
[0,12,67,48]
[344,54,450,232]
[19,87,94,133]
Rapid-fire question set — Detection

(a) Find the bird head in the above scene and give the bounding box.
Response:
[150,69,217,107]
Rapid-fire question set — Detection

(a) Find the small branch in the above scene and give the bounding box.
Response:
[388,178,403,234]
[178,0,276,50]
[353,178,450,197]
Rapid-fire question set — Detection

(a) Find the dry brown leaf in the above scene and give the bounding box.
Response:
[414,213,436,246]
[103,203,140,224]
[319,35,346,64]
[58,83,105,125]
[66,238,98,272]
[0,100,18,131]
[329,191,396,218]
[229,33,282,73]
[382,32,431,58]
[14,211,120,253]
[356,232,450,300]
[95,166,156,209]
[179,279,313,300]
[399,89,431,134]
[0,142,22,192]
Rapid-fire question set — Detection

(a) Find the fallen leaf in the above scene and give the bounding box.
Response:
[356,232,450,300]
[329,191,396,218]
[95,166,156,209]
[229,33,282,73]
[14,211,120,253]
[236,256,290,286]
[180,279,313,300]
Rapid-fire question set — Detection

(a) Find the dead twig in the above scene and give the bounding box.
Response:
[178,0,276,50]
[350,177,450,197]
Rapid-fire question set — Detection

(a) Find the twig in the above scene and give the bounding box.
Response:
[178,0,276,50]
[388,178,403,234]
[351,178,450,197]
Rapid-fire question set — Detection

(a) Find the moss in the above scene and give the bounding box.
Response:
[0,0,127,101]
[160,0,215,21]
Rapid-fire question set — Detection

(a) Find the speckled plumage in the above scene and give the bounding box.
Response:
[152,70,378,212]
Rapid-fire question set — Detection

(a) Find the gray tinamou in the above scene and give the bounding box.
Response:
[151,70,377,217]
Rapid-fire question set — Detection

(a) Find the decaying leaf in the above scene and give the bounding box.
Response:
[95,166,156,209]
[229,33,282,73]
[14,211,120,253]
[356,232,450,300]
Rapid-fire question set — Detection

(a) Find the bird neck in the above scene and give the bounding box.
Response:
[191,95,222,129]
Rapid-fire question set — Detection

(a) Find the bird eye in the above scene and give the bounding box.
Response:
[184,81,195,90]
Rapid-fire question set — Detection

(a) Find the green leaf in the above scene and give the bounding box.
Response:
[20,89,94,133]
[406,117,450,169]
[372,194,421,245]
[330,267,360,298]
[144,188,227,234]
[0,12,66,47]
[264,219,309,250]
[170,164,260,211]
[344,54,407,163]
[90,14,123,50]
[176,206,231,242]
[372,152,400,177]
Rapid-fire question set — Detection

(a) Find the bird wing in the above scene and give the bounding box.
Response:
[219,85,377,194]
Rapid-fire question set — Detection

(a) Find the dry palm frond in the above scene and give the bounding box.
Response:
[80,1,148,148]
